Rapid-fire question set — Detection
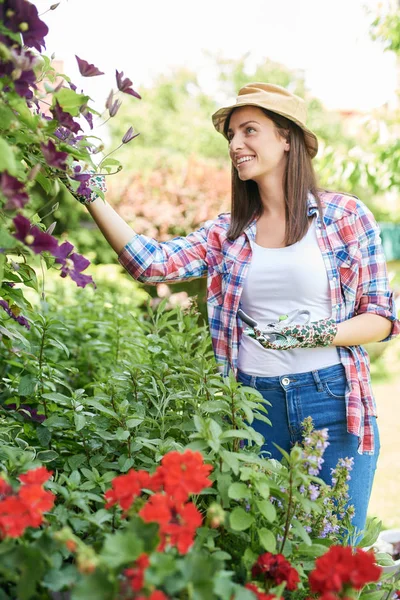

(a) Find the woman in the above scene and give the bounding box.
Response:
[73,82,399,533]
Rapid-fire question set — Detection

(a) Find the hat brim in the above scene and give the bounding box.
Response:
[212,102,318,159]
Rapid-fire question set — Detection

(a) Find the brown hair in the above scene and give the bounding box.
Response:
[224,108,322,245]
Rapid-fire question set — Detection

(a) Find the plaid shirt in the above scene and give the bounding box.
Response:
[118,191,399,454]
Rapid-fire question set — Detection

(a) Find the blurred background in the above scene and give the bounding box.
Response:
[32,0,400,527]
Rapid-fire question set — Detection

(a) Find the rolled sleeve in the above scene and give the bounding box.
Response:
[355,202,400,342]
[117,225,210,284]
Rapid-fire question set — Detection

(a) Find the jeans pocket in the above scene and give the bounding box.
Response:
[323,376,347,399]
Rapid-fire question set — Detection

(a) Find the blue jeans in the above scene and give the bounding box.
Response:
[236,363,380,534]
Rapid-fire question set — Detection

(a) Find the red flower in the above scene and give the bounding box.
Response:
[124,553,150,592]
[19,466,53,485]
[139,494,203,554]
[105,470,152,511]
[157,450,213,503]
[245,583,281,600]
[0,496,31,538]
[252,552,299,591]
[18,484,55,524]
[0,477,12,498]
[309,546,382,594]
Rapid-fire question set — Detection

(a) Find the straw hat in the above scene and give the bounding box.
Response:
[212,82,318,158]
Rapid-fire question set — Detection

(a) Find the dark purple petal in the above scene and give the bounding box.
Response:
[115,70,141,99]
[0,299,30,330]
[53,240,74,260]
[69,81,77,92]
[69,270,95,288]
[12,214,58,254]
[4,404,44,423]
[70,252,90,273]
[3,0,49,52]
[75,55,104,77]
[122,126,140,144]
[109,99,122,117]
[82,108,93,129]
[40,139,68,170]
[51,101,82,134]
[1,172,30,210]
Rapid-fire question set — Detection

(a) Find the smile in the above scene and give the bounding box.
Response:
[237,156,255,166]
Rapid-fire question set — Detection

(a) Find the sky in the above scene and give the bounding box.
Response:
[33,0,398,113]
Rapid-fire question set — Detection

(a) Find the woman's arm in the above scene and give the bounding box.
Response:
[332,313,392,346]
[86,197,136,255]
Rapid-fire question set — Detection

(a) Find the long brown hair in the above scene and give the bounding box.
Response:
[225,108,322,245]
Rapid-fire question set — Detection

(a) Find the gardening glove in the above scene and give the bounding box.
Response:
[238,308,337,350]
[60,167,107,205]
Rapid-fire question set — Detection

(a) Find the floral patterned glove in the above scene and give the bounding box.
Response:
[60,167,107,205]
[238,309,337,350]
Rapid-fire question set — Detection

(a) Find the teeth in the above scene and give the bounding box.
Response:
[237,156,254,165]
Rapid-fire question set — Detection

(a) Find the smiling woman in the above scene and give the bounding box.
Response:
[75,81,399,537]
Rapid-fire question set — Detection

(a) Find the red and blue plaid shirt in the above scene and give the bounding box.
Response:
[118,191,399,454]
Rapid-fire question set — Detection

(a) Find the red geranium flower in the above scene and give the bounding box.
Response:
[309,546,381,594]
[0,477,12,498]
[245,583,281,600]
[124,553,150,592]
[19,466,53,485]
[252,552,299,591]
[139,494,203,554]
[105,469,152,512]
[156,449,213,503]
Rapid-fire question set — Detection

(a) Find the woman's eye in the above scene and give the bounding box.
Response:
[246,127,255,134]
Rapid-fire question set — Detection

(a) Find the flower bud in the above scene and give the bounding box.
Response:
[46,222,57,235]
[207,502,226,528]
[109,99,122,117]
[28,163,41,181]
[105,90,113,110]
[122,126,139,144]
[50,3,60,9]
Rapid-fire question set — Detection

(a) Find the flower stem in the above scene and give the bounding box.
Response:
[280,464,294,553]
[98,144,123,169]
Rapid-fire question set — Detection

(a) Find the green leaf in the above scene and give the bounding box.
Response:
[36,426,52,447]
[68,454,87,470]
[258,528,276,552]
[71,570,115,600]
[0,227,17,249]
[18,375,36,396]
[229,507,254,531]
[254,479,270,499]
[47,337,70,357]
[297,543,329,557]
[74,413,86,431]
[256,499,276,523]
[220,450,239,475]
[37,450,59,462]
[126,417,143,428]
[228,482,251,500]
[291,519,312,545]
[100,530,143,569]
[42,415,70,428]
[54,88,90,116]
[0,138,18,175]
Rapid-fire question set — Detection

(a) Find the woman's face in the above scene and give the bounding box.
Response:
[227,106,289,183]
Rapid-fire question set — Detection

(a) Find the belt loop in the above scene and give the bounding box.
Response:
[250,375,257,387]
[312,369,324,392]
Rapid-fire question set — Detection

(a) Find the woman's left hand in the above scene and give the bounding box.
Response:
[250,318,337,350]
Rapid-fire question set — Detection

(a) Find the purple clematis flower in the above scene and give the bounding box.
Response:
[0,299,30,330]
[115,70,141,99]
[0,172,30,210]
[40,139,68,170]
[0,46,38,99]
[53,241,95,288]
[1,0,49,52]
[51,100,82,134]
[122,126,140,144]
[4,404,45,423]
[13,214,58,254]
[75,55,104,77]
[81,106,94,129]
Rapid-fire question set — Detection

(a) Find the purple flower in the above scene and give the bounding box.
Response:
[122,126,139,144]
[40,139,68,170]
[1,0,49,51]
[4,404,44,423]
[0,171,30,210]
[0,299,30,330]
[13,214,58,254]
[53,241,95,288]
[82,107,93,129]
[0,46,38,99]
[109,99,122,117]
[75,55,104,77]
[308,484,320,501]
[115,70,141,99]
[51,101,82,134]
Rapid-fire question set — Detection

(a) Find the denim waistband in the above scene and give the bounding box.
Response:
[237,362,345,389]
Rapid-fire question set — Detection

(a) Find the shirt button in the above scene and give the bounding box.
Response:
[332,276,337,281]
[282,377,290,386]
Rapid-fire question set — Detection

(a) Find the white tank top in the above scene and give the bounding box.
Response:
[237,219,340,376]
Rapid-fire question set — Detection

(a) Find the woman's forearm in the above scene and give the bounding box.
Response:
[86,197,135,255]
[332,313,392,346]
